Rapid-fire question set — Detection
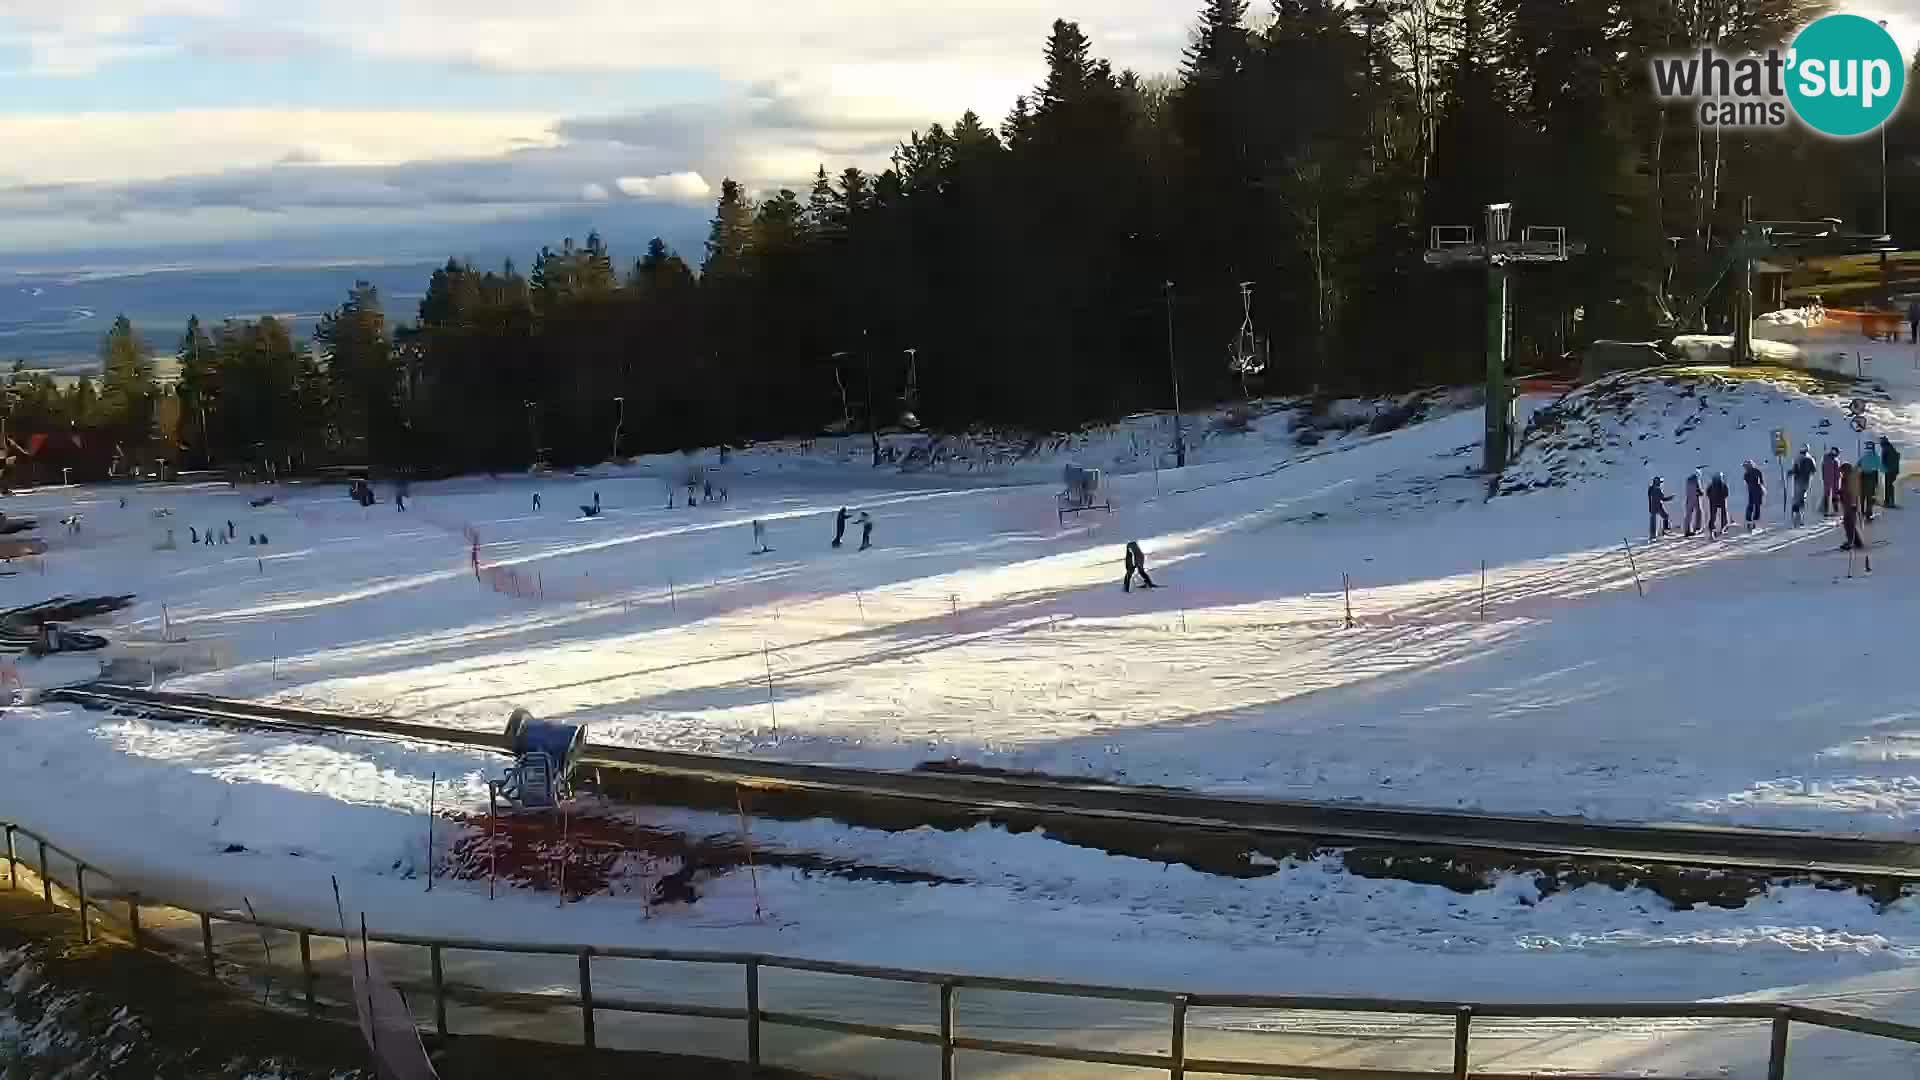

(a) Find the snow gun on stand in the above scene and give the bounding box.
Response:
[1058,464,1112,525]
[490,708,586,811]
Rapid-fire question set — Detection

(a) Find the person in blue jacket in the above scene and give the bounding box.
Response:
[1858,440,1883,521]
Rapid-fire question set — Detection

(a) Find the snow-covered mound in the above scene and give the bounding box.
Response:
[628,389,1478,490]
[1500,366,1875,496]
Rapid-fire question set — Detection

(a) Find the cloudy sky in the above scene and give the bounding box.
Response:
[0,1,1912,263]
[0,1,1189,261]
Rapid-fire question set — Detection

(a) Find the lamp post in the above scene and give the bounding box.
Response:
[862,329,878,468]
[524,400,539,466]
[1883,20,1892,238]
[611,396,625,461]
[902,348,919,426]
[1164,280,1185,468]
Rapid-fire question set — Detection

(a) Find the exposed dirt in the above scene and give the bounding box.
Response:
[439,801,955,907]
[581,769,1916,914]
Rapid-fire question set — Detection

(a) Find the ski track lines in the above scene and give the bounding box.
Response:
[18,380,1920,1074]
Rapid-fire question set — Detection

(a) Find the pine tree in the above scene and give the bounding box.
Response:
[97,315,155,439]
[175,316,217,462]
[702,180,756,279]
[313,282,396,462]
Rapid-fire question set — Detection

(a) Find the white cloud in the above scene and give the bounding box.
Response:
[0,110,560,187]
[613,172,712,203]
[0,2,1194,248]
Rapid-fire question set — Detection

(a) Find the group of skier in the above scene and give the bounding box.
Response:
[831,506,874,550]
[1645,435,1901,555]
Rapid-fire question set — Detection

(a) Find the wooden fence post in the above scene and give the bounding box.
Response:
[1170,994,1188,1080]
[746,959,762,1067]
[431,944,447,1038]
[300,932,315,1013]
[38,840,50,909]
[1453,1006,1472,1079]
[201,913,216,977]
[74,865,88,943]
[577,948,595,1049]
[940,982,956,1080]
[1767,1009,1791,1080]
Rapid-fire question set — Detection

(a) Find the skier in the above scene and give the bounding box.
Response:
[533,492,542,512]
[1822,447,1841,517]
[704,480,713,502]
[396,490,406,512]
[1682,469,1704,537]
[1908,297,1919,344]
[832,506,849,548]
[189,525,199,545]
[1741,460,1765,530]
[1879,435,1901,509]
[857,511,874,551]
[227,520,236,540]
[1706,471,1731,538]
[751,519,770,554]
[1859,440,1883,521]
[1790,446,1817,526]
[1122,540,1158,592]
[1839,462,1864,550]
[1646,476,1674,540]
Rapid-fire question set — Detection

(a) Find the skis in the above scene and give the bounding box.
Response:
[1811,540,1888,555]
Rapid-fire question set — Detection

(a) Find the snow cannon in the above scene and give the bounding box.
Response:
[1058,464,1112,525]
[494,708,586,810]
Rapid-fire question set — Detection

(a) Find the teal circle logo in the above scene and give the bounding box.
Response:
[1787,14,1905,137]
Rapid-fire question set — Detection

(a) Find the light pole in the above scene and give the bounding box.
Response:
[1164,280,1185,468]
[862,329,878,468]
[524,400,539,466]
[611,396,625,461]
[902,348,919,426]
[1882,20,1892,238]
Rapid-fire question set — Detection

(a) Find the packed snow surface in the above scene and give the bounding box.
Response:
[2,371,1920,1075]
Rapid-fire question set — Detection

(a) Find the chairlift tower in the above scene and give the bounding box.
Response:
[1424,203,1582,474]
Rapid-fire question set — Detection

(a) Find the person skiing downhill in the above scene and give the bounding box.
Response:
[1123,540,1158,591]
[857,511,874,551]
[1646,476,1674,540]
[1822,447,1841,517]
[1859,440,1883,521]
[1705,471,1731,538]
[1741,460,1765,529]
[1880,435,1901,509]
[1790,447,1816,526]
[1683,469,1704,536]
[832,506,849,548]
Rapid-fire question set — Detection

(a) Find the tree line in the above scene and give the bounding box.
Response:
[12,0,1918,476]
